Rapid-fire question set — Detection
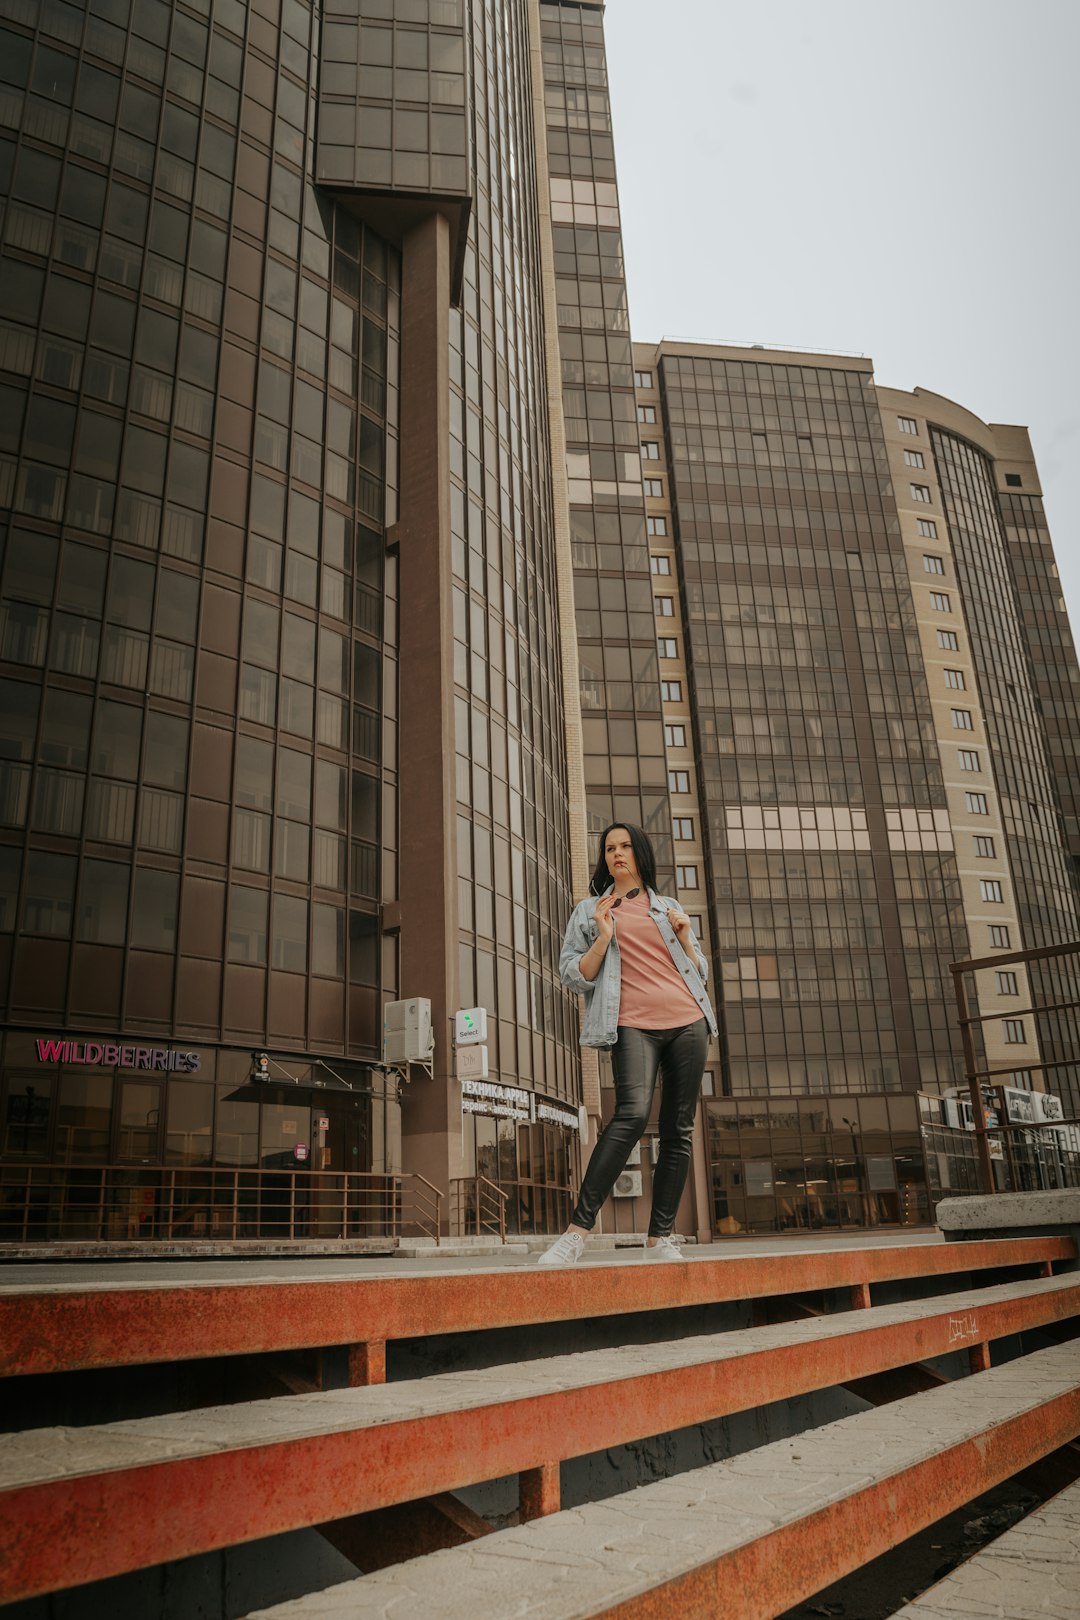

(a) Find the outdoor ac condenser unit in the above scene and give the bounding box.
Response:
[382,998,433,1064]
[613,1170,642,1198]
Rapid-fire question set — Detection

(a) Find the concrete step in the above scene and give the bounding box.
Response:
[2,1233,1071,1379]
[893,1474,1080,1618]
[236,1341,1080,1620]
[2,1272,1078,1606]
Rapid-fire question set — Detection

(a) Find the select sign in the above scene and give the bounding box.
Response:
[454,1007,488,1046]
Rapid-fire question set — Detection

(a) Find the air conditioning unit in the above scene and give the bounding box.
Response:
[1032,1092,1064,1124]
[382,998,433,1064]
[613,1170,642,1198]
[625,1141,641,1166]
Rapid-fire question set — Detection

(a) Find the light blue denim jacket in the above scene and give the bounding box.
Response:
[559,888,718,1049]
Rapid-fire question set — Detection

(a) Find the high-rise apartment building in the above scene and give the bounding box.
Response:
[1,0,1077,1245]
[630,342,1080,1229]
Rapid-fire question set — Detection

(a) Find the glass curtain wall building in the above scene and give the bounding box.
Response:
[633,347,1080,1231]
[0,0,585,1243]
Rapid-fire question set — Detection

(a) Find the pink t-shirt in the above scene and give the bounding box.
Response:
[613,893,703,1030]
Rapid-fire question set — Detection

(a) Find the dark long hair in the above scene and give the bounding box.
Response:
[588,822,658,897]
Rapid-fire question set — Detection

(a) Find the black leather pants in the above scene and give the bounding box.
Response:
[571,1018,709,1238]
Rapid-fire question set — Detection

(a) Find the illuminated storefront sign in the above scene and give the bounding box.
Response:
[535,1099,580,1131]
[461,1078,531,1122]
[35,1038,201,1073]
[460,1078,578,1128]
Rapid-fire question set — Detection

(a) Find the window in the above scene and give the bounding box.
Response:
[643,478,663,497]
[634,369,652,388]
[647,516,668,537]
[898,416,918,434]
[974,835,995,857]
[656,595,674,617]
[904,449,926,468]
[990,924,1010,947]
[675,864,699,890]
[228,885,268,965]
[76,859,129,945]
[923,554,945,575]
[658,637,677,658]
[911,484,931,503]
[917,518,938,539]
[641,442,659,460]
[937,630,959,650]
[930,591,951,612]
[1004,473,1022,488]
[944,669,965,689]
[23,851,77,937]
[1003,1019,1026,1044]
[664,723,686,747]
[650,554,671,574]
[951,708,973,730]
[980,879,1004,902]
[130,868,179,951]
[673,817,693,839]
[669,769,690,793]
[996,971,1018,995]
[637,405,656,423]
[271,893,307,972]
[661,680,682,702]
[958,749,980,771]
[966,792,989,814]
[688,915,703,939]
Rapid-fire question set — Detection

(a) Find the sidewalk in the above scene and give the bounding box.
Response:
[0,1227,943,1292]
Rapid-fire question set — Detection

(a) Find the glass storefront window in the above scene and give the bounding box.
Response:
[3,1075,53,1156]
[215,1086,259,1167]
[706,1093,939,1234]
[116,1080,162,1161]
[56,1073,112,1161]
[260,1101,311,1168]
[165,1080,213,1164]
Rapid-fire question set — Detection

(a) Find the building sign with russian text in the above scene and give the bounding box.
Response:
[460,1078,580,1128]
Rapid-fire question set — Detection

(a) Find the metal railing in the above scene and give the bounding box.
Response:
[450,1175,572,1239]
[450,1174,508,1241]
[951,940,1080,1195]
[0,1163,442,1246]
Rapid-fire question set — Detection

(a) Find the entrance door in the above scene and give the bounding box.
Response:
[319,1097,374,1235]
[112,1080,164,1239]
[322,1099,368,1175]
[115,1080,164,1162]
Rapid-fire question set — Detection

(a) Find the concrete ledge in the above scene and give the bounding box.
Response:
[937,1192,1080,1272]
[893,1475,1080,1618]
[0,1239,400,1261]
[938,1192,1080,1231]
[4,1236,1073,1381]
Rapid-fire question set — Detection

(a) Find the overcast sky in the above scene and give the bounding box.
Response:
[604,0,1080,628]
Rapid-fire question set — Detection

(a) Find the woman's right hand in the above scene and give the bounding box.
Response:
[593,894,616,945]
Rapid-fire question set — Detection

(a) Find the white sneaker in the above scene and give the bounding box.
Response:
[643,1236,685,1262]
[537,1230,585,1266]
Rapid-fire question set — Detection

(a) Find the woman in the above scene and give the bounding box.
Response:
[539,822,717,1265]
